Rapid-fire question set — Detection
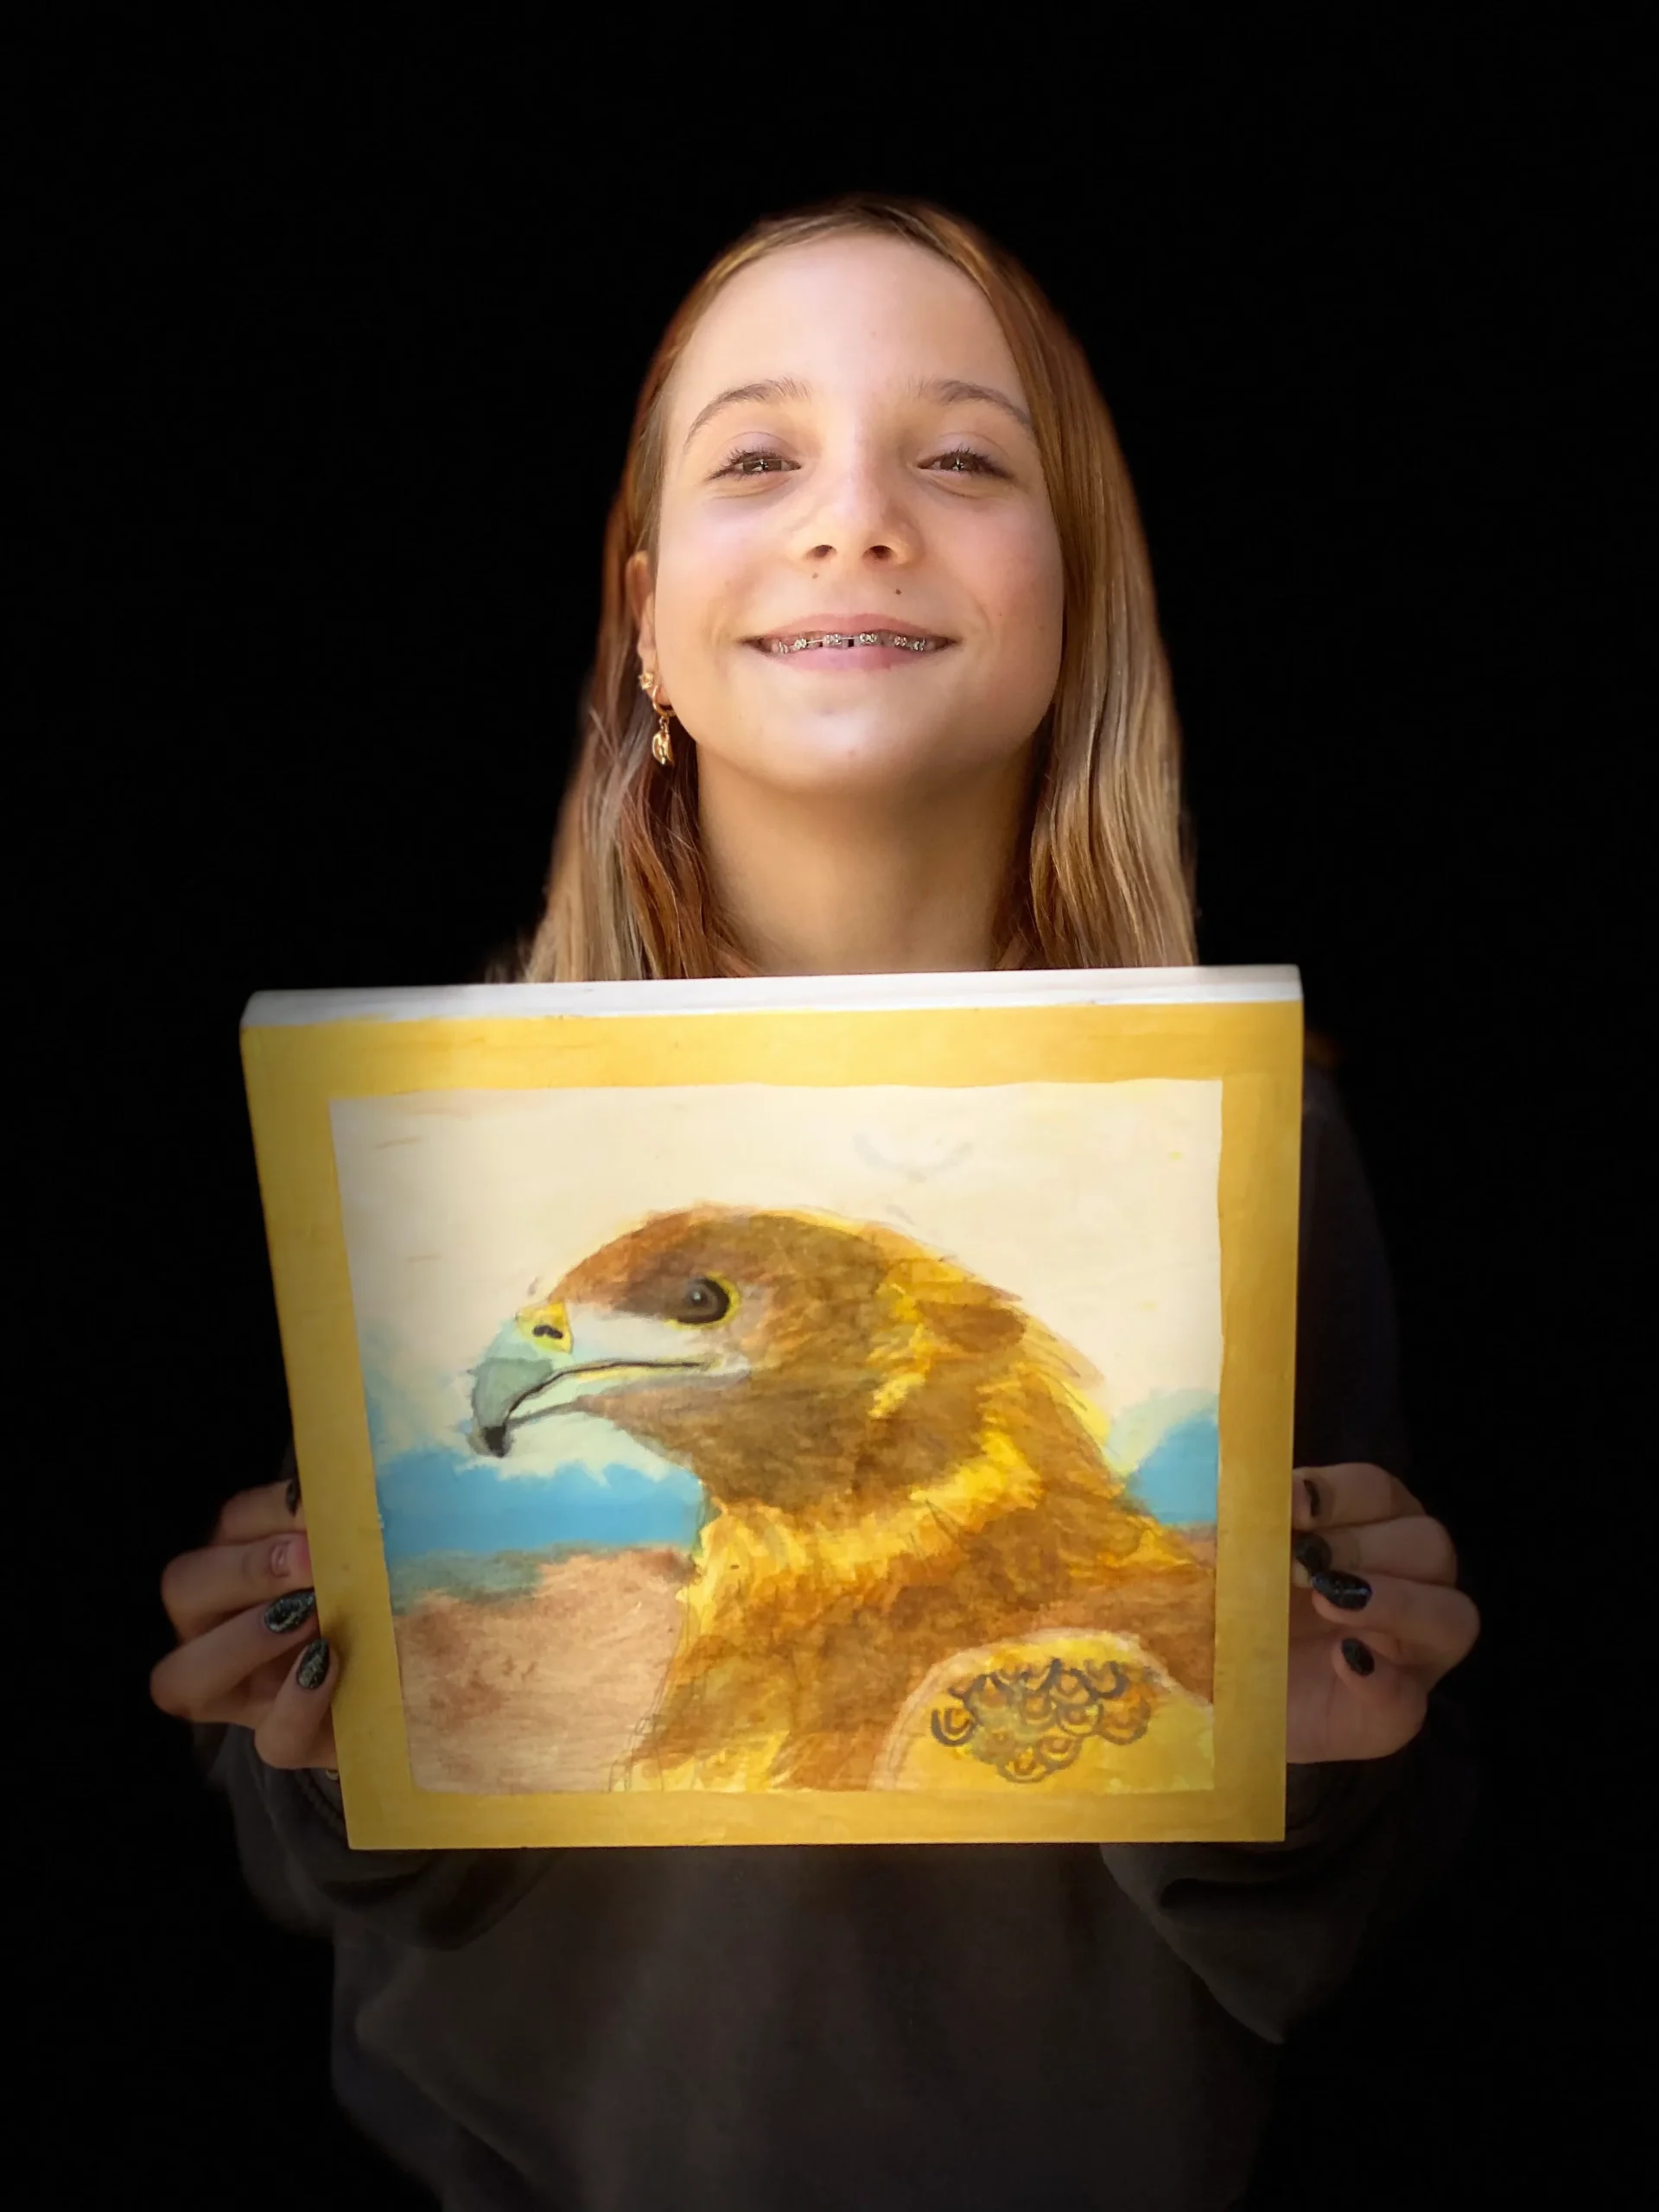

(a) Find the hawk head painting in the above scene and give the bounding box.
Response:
[469,1205,1214,1792]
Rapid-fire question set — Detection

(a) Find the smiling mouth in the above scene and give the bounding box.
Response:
[750,630,950,655]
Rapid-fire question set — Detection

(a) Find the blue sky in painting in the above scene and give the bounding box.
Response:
[378,1447,708,1564]
[1120,1406,1222,1526]
[370,1391,1219,1567]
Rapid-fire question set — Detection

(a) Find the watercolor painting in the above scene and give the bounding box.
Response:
[331,1079,1224,1797]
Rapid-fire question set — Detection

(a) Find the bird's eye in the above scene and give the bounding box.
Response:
[672,1275,733,1325]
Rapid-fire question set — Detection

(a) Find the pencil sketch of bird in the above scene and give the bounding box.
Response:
[467,1205,1215,1792]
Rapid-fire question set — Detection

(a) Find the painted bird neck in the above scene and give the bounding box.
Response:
[679,1415,1192,1650]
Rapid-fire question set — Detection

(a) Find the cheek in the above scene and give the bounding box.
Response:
[971,512,1065,695]
[652,507,758,674]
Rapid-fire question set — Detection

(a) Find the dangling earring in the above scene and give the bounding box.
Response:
[638,669,674,766]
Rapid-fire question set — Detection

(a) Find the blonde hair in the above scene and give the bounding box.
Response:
[494,193,1197,984]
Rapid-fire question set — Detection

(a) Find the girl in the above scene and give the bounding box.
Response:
[152,194,1480,2212]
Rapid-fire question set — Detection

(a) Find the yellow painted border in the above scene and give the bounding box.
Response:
[240,995,1303,1848]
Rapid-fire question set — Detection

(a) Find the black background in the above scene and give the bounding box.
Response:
[34,15,1637,2207]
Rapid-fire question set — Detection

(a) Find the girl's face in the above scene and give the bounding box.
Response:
[632,235,1065,805]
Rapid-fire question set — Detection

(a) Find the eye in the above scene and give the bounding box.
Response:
[927,446,1005,477]
[715,444,794,479]
[671,1275,734,1325]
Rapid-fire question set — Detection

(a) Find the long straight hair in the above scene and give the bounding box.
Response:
[496,194,1197,984]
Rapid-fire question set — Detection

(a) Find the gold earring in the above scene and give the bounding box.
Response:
[638,669,674,766]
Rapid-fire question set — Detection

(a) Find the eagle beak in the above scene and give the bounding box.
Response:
[469,1298,577,1458]
[467,1294,730,1458]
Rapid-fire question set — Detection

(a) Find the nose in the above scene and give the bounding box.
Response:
[791,444,920,570]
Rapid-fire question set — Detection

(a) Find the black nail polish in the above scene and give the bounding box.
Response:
[296,1637,330,1691]
[1313,1569,1371,1610]
[1302,1477,1322,1520]
[1341,1637,1376,1676]
[264,1587,316,1634]
[285,1472,302,1516]
[1293,1534,1332,1576]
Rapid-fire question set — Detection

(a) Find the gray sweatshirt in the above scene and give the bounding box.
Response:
[194,1061,1478,2211]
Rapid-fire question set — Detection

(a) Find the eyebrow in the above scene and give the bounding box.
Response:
[679,374,1035,455]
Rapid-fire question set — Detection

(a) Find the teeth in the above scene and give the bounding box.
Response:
[762,632,941,653]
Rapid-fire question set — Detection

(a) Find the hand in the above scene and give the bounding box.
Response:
[1285,1462,1479,1765]
[149,1471,340,1770]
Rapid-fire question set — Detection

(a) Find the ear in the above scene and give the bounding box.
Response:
[626,550,659,687]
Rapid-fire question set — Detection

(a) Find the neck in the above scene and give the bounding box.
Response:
[696,748,1033,976]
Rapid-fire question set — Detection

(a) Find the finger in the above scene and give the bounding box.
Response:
[161,1529,312,1641]
[1307,1568,1480,1682]
[1325,1633,1430,1752]
[1287,1584,1413,1665]
[1292,1513,1459,1589]
[252,1637,339,1770]
[211,1479,306,1546]
[1294,1463,1424,1531]
[149,1585,320,1723]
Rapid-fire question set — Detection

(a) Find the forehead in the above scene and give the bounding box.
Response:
[668,235,1027,432]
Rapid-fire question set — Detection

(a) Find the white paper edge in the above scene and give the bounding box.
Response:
[243,966,1301,1028]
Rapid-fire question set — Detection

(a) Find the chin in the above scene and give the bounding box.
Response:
[713,709,1007,791]
[746,742,969,801]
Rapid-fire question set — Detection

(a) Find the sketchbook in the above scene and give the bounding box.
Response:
[239,966,1303,1849]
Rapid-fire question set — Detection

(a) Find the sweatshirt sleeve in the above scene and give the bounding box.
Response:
[196,1719,555,1949]
[195,1437,556,1951]
[1098,1058,1480,2044]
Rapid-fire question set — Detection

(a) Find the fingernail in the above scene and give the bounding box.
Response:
[1312,1569,1372,1610]
[1302,1477,1322,1520]
[296,1636,330,1691]
[285,1471,302,1516]
[1293,1534,1332,1576]
[264,1587,316,1634]
[1341,1637,1376,1676]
